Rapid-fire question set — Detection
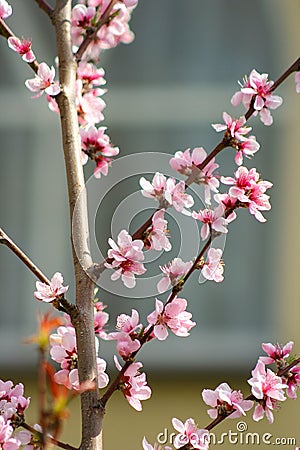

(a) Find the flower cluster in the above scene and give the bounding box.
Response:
[147,297,196,341]
[212,112,260,165]
[140,173,194,215]
[25,63,60,98]
[80,125,119,178]
[114,356,151,411]
[221,166,272,223]
[202,382,253,419]
[231,69,283,125]
[50,325,109,391]
[172,418,209,450]
[169,147,219,204]
[107,309,142,359]
[34,272,68,303]
[105,229,146,288]
[157,258,193,293]
[0,380,30,425]
[143,210,171,252]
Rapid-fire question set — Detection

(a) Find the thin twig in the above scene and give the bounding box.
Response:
[21,422,77,450]
[0,19,39,72]
[33,0,54,18]
[0,228,50,284]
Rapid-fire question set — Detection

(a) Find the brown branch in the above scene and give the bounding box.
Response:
[0,228,50,284]
[0,18,39,72]
[21,422,77,450]
[75,0,120,63]
[52,1,103,449]
[34,0,54,18]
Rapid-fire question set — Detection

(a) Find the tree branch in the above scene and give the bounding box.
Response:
[0,228,50,284]
[21,422,77,450]
[52,1,103,449]
[33,0,54,18]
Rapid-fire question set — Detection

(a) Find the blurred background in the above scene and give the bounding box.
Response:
[0,0,300,448]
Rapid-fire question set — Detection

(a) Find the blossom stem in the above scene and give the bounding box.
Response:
[0,19,39,72]
[75,0,120,63]
[33,0,54,17]
[21,422,77,450]
[0,228,50,284]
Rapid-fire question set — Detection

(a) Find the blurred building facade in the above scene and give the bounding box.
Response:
[0,1,299,448]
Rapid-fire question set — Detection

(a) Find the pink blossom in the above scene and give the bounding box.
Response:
[54,356,108,391]
[76,80,106,125]
[114,356,151,411]
[214,193,238,221]
[142,437,171,450]
[74,2,135,60]
[285,365,300,399]
[94,301,109,338]
[77,62,106,87]
[235,135,260,166]
[0,417,20,450]
[212,112,252,140]
[71,4,97,47]
[7,36,35,63]
[147,297,195,340]
[96,3,135,50]
[221,166,272,222]
[105,230,146,288]
[165,178,194,215]
[192,204,233,241]
[14,425,42,450]
[80,125,119,177]
[260,341,294,365]
[172,417,209,450]
[202,382,253,419]
[295,72,300,93]
[107,309,142,359]
[141,173,194,214]
[50,325,109,390]
[140,172,168,203]
[157,258,193,293]
[231,69,283,125]
[34,272,68,303]
[25,62,60,98]
[72,4,96,29]
[201,248,224,283]
[0,0,12,19]
[144,209,171,252]
[248,360,287,423]
[169,147,219,205]
[0,380,30,423]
